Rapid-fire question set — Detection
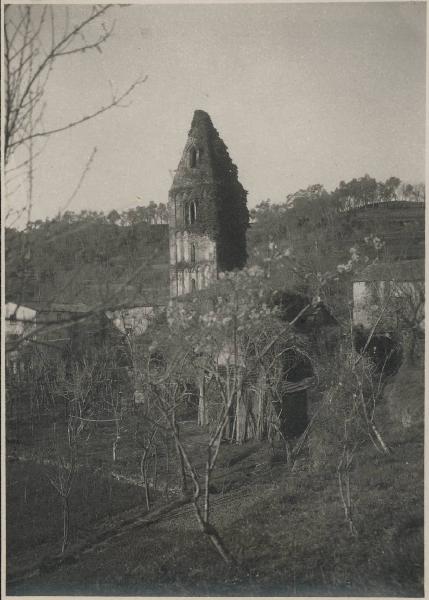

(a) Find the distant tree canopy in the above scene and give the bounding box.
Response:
[247,176,425,318]
[6,204,170,305]
[6,176,424,311]
[249,175,424,261]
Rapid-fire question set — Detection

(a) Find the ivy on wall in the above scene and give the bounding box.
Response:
[211,125,249,271]
[170,110,249,272]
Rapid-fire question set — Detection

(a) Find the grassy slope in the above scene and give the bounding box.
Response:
[8,362,423,597]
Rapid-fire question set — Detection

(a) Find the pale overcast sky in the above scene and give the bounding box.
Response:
[5,2,426,223]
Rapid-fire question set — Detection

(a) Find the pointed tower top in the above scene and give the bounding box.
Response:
[168,109,249,289]
[190,109,212,127]
[192,109,211,120]
[171,110,215,188]
[171,110,240,190]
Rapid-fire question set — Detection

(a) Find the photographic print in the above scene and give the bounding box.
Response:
[3,1,425,596]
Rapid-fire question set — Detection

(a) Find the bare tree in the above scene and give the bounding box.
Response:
[3,5,148,352]
[4,5,146,167]
[392,281,424,365]
[44,431,78,555]
[143,359,237,565]
[131,265,315,565]
[138,423,159,510]
[358,273,424,366]
[43,363,93,554]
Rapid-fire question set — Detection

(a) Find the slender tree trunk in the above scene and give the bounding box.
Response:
[337,447,357,537]
[369,421,390,454]
[153,446,158,493]
[173,422,187,492]
[256,375,265,440]
[190,479,235,565]
[156,385,235,564]
[164,438,170,499]
[358,386,390,454]
[204,451,211,523]
[171,420,235,564]
[338,469,357,537]
[144,468,151,512]
[140,447,151,510]
[61,496,70,554]
[229,412,237,443]
[234,374,246,444]
[198,376,208,426]
[112,413,121,462]
[201,521,235,565]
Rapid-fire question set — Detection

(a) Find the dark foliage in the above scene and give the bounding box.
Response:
[6,212,169,305]
[170,110,249,272]
[353,325,403,376]
[248,176,424,270]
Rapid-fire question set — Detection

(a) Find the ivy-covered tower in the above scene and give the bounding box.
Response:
[168,110,249,297]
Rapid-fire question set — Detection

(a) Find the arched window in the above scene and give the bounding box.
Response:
[184,201,197,226]
[189,201,197,224]
[176,233,183,262]
[189,147,197,168]
[191,278,197,292]
[178,271,184,295]
[190,243,196,263]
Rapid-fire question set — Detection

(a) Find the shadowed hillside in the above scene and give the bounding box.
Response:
[6,218,170,307]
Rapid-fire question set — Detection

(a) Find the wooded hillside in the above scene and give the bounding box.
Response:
[6,210,170,307]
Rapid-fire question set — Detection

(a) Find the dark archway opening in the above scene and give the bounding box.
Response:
[353,326,403,376]
[276,351,313,439]
[281,391,309,440]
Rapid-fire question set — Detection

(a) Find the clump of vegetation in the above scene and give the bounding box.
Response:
[6,174,424,595]
[6,208,170,306]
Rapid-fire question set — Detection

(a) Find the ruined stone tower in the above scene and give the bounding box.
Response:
[168,110,249,297]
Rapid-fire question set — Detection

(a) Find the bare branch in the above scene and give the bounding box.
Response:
[4,5,145,168]
[8,76,147,150]
[59,147,98,214]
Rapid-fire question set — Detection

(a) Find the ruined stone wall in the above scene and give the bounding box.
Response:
[168,110,249,297]
[168,188,217,296]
